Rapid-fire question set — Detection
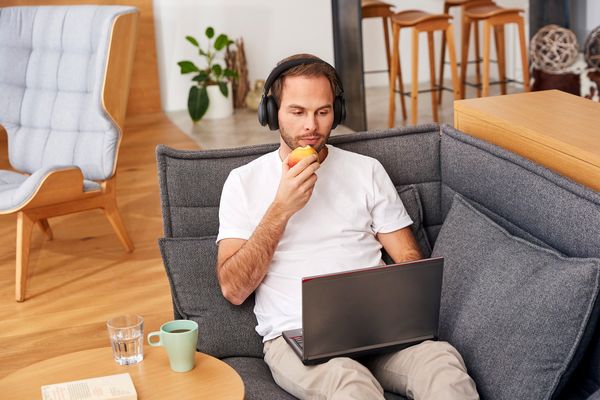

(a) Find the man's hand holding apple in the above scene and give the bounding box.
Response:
[273,147,320,219]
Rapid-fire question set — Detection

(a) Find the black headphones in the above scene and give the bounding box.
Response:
[257,58,346,131]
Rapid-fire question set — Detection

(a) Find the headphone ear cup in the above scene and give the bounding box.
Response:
[266,96,279,131]
[332,95,345,129]
[339,96,346,124]
[257,96,268,126]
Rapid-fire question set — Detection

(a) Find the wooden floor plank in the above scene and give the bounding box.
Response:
[0,113,198,378]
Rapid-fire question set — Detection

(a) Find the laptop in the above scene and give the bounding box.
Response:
[282,257,443,365]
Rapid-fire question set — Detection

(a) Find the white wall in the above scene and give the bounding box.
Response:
[154,0,529,112]
[154,0,335,112]
[587,0,600,34]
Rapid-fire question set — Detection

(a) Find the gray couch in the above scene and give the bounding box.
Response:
[156,124,600,400]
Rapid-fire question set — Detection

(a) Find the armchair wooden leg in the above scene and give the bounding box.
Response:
[16,212,35,302]
[103,201,134,253]
[38,219,53,241]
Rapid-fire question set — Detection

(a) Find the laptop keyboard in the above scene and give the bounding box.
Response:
[290,335,304,350]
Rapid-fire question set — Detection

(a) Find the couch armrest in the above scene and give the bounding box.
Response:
[587,388,600,400]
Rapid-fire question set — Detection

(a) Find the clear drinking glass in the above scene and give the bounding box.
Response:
[106,314,144,365]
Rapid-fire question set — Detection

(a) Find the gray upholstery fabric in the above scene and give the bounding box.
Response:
[158,236,264,358]
[156,124,600,399]
[0,5,135,210]
[398,185,431,258]
[441,125,600,259]
[441,125,600,398]
[432,195,600,400]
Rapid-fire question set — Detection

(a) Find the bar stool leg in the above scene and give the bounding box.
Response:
[445,24,461,101]
[438,2,451,105]
[383,16,391,72]
[396,39,407,120]
[388,23,400,128]
[460,15,471,99]
[517,17,530,91]
[427,31,439,122]
[482,20,491,97]
[474,20,482,97]
[494,25,507,95]
[411,27,420,125]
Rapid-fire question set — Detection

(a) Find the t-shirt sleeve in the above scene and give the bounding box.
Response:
[216,171,254,243]
[370,160,413,233]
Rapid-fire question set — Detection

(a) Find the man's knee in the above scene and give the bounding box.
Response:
[411,341,468,372]
[322,357,384,396]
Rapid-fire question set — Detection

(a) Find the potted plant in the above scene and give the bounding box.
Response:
[178,27,238,122]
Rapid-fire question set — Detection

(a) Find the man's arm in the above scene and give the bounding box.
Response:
[217,154,319,305]
[376,226,423,264]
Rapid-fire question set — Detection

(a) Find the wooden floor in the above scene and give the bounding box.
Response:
[0,113,199,380]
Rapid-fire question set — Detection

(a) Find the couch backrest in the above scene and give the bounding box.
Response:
[441,125,600,399]
[0,5,135,180]
[156,124,442,358]
[158,123,442,240]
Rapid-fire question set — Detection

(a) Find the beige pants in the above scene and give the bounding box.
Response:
[263,336,479,400]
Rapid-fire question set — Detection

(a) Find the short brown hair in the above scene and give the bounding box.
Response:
[270,53,341,105]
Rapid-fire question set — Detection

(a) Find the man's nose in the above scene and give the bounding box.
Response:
[304,114,317,132]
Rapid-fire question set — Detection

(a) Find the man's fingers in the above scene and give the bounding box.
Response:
[288,154,318,176]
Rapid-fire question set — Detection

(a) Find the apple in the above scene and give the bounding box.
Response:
[288,145,318,168]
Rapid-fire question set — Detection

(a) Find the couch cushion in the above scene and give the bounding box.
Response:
[398,185,431,257]
[432,195,600,400]
[158,236,264,358]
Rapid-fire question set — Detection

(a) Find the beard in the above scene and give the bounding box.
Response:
[280,126,329,153]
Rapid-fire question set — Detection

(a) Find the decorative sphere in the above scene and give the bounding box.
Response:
[584,25,600,71]
[530,25,579,73]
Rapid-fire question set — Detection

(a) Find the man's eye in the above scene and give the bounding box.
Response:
[319,110,330,115]
[292,111,303,115]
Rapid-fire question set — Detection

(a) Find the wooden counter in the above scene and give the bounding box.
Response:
[454,90,600,192]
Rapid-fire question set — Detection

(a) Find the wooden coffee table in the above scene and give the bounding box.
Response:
[454,90,600,192]
[0,346,244,399]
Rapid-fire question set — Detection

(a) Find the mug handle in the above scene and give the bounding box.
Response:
[147,331,162,346]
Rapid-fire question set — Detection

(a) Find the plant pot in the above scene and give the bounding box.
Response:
[204,82,234,120]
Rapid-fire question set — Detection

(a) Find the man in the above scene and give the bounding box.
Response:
[216,53,479,399]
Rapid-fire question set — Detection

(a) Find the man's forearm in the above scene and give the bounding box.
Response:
[218,203,290,305]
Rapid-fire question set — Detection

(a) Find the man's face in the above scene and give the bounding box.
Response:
[277,75,335,156]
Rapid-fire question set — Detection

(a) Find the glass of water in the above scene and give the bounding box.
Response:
[107,314,144,365]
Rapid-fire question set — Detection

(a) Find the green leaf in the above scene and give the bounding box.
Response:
[198,48,207,56]
[214,34,229,51]
[212,64,223,77]
[185,35,199,47]
[218,82,228,97]
[224,69,237,78]
[188,86,209,121]
[177,61,199,74]
[192,70,209,82]
[205,27,215,39]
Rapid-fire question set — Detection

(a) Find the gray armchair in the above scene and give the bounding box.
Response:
[0,5,139,301]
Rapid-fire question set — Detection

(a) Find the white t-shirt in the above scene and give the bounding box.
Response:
[217,145,413,341]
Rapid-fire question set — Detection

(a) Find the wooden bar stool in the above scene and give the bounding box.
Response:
[388,11,460,127]
[461,3,530,98]
[361,0,406,119]
[438,0,491,104]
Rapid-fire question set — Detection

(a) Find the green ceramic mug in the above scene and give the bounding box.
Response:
[147,320,198,372]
